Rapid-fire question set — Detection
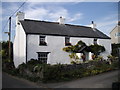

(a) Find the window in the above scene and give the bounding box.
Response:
[94,38,97,45]
[65,37,71,46]
[37,52,49,63]
[39,35,47,46]
[115,32,120,37]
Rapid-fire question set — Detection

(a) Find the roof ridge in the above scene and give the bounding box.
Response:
[24,19,59,24]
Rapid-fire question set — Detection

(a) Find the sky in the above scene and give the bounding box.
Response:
[1,0,119,42]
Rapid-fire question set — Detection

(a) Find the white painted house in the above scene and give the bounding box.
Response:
[13,12,111,68]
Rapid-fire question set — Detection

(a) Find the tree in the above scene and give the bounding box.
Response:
[88,44,105,57]
[0,41,13,59]
[63,40,87,53]
[63,40,87,63]
[63,40,106,61]
[1,41,15,69]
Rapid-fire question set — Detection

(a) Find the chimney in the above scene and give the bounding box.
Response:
[58,16,65,24]
[90,21,96,29]
[16,11,25,24]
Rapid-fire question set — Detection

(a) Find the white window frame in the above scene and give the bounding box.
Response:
[65,36,71,46]
[39,35,47,45]
[37,52,49,63]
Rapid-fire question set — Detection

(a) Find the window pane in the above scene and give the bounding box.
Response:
[39,36,46,45]
[94,39,97,44]
[38,53,48,63]
[65,37,70,43]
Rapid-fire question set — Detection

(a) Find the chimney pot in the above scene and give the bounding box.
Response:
[91,21,96,29]
[58,16,65,24]
[92,21,94,24]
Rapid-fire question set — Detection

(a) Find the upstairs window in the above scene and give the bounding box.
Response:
[94,38,98,45]
[37,52,49,63]
[65,37,71,46]
[115,32,120,37]
[39,35,47,46]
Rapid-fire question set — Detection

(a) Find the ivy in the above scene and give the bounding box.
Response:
[88,44,105,56]
[69,53,79,60]
[63,40,87,53]
[63,40,106,60]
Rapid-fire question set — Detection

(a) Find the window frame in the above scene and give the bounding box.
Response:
[65,36,71,46]
[115,32,120,37]
[37,52,49,64]
[39,35,47,46]
[93,38,98,45]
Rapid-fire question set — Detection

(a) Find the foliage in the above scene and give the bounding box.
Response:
[94,56,103,61]
[107,55,116,61]
[69,53,79,61]
[88,44,105,56]
[1,41,15,71]
[63,40,87,53]
[0,41,13,59]
[63,40,106,61]
[4,58,118,83]
[63,40,88,61]
[63,46,73,52]
[2,58,15,71]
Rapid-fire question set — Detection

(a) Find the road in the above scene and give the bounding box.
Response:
[2,70,118,88]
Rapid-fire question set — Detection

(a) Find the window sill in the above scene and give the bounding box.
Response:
[39,44,47,46]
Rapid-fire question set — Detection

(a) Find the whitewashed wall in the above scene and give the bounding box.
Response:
[27,34,111,64]
[98,39,111,59]
[13,23,26,68]
[27,35,70,64]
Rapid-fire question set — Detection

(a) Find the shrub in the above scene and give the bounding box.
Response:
[88,44,105,57]
[4,58,119,83]
[2,59,15,71]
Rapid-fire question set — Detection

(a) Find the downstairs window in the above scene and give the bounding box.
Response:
[37,52,49,63]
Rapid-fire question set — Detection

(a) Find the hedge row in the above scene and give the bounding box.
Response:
[3,58,119,83]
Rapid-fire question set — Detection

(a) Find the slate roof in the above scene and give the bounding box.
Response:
[20,19,110,39]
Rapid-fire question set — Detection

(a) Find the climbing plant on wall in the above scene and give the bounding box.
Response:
[63,40,87,62]
[63,40,106,61]
[63,40,87,53]
[88,44,105,57]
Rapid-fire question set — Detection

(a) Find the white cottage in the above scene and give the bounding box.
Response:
[13,12,111,68]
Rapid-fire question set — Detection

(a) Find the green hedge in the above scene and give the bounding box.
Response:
[4,58,119,83]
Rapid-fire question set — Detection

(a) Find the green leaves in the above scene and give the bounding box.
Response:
[63,40,87,53]
[88,44,105,56]
[63,40,105,59]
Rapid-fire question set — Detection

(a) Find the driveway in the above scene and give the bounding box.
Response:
[2,70,118,88]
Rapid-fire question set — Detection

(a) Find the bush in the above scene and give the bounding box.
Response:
[2,59,15,71]
[4,58,119,83]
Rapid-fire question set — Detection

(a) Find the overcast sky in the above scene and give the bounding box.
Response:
[1,0,119,41]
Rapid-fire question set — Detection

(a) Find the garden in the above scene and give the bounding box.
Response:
[1,41,119,83]
[2,57,119,83]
